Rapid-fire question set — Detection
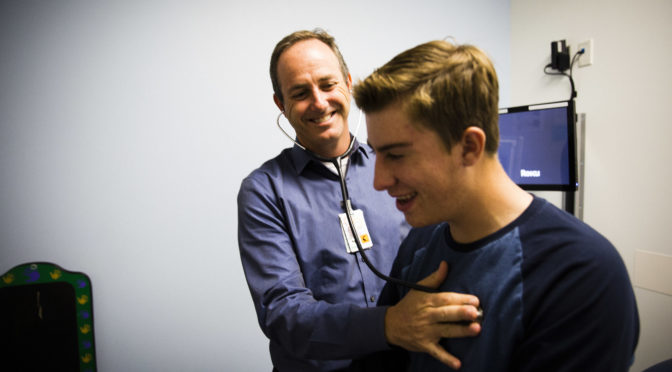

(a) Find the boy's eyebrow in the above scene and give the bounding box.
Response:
[368,141,412,153]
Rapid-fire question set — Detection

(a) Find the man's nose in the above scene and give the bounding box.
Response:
[310,90,329,110]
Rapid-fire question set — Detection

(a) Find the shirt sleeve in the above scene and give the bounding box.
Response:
[237,173,390,360]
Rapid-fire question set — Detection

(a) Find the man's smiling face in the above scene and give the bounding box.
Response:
[274,39,352,158]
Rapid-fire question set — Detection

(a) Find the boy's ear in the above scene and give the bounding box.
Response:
[461,127,486,166]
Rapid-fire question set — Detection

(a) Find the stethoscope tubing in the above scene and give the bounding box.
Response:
[277,110,438,293]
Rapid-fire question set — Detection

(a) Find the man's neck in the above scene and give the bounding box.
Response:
[304,134,353,159]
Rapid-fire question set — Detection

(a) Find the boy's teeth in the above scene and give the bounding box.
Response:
[398,193,416,201]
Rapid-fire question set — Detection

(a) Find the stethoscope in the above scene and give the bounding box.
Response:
[276,110,439,293]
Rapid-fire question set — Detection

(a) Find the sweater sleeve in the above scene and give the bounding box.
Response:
[513,211,639,372]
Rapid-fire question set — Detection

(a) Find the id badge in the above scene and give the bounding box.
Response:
[339,209,373,254]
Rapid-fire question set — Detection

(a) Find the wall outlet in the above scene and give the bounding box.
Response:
[578,39,593,67]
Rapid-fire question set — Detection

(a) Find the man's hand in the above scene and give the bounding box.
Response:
[384,261,481,370]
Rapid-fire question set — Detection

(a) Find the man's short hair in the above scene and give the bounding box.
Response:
[270,28,350,105]
[353,40,500,154]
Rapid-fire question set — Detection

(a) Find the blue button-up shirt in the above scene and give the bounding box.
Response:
[238,141,408,371]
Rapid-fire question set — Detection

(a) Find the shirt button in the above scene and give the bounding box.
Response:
[370,296,376,302]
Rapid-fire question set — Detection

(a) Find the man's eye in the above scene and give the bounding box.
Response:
[291,91,307,99]
[321,82,337,90]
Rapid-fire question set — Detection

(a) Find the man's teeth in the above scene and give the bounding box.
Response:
[312,114,332,123]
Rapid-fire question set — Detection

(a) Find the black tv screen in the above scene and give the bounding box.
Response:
[498,100,577,191]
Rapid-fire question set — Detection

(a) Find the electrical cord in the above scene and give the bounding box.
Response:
[544,48,585,101]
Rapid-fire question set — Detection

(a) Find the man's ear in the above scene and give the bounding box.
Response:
[461,127,486,166]
[273,94,285,113]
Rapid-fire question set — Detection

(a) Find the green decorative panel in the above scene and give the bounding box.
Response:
[0,262,97,371]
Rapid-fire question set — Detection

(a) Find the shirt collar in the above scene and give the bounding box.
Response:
[289,136,371,175]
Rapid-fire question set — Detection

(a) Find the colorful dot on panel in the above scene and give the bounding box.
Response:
[77,279,87,288]
[81,353,93,363]
[80,324,91,334]
[82,340,92,349]
[24,267,40,282]
[77,295,89,305]
[1,273,14,284]
[80,310,90,319]
[49,269,62,280]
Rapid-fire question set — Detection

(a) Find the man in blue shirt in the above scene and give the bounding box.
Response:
[353,40,639,371]
[237,30,482,371]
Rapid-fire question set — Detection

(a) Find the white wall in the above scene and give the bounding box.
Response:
[510,0,672,370]
[0,1,510,370]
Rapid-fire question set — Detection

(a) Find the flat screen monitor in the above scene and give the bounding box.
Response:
[498,100,577,191]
